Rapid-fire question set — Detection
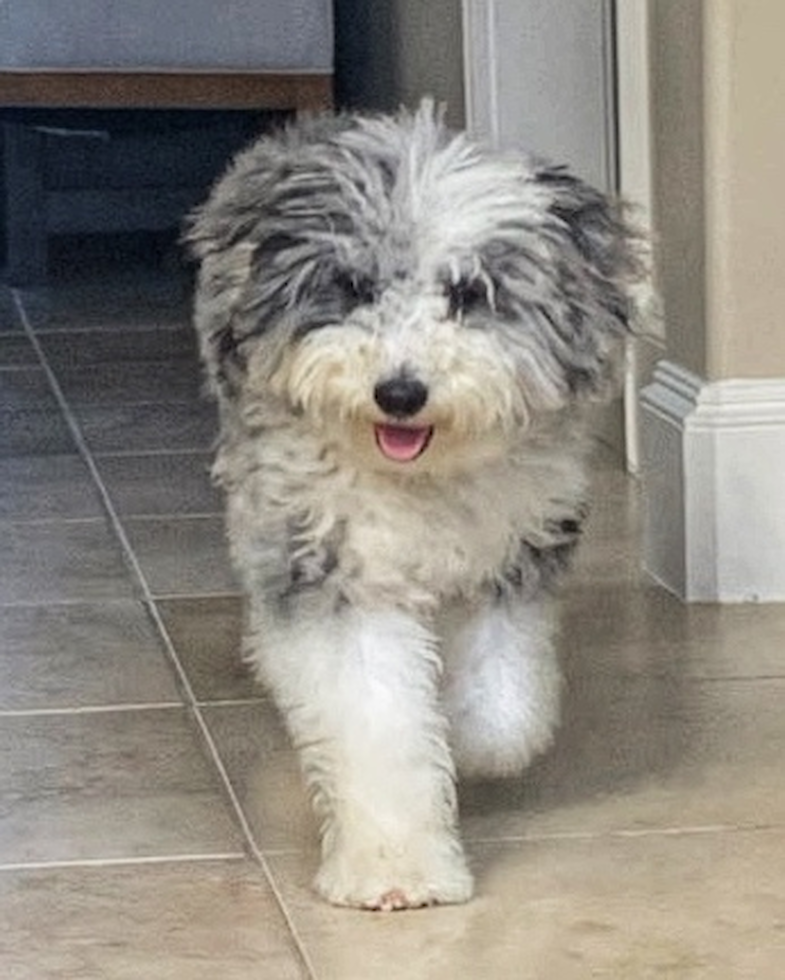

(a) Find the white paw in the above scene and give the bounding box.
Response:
[314,835,474,911]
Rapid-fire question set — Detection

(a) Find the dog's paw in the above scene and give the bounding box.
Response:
[314,837,474,911]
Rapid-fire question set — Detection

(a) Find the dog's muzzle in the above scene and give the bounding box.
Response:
[373,376,433,463]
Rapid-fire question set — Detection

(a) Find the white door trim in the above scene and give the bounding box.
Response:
[461,0,500,145]
[460,0,615,189]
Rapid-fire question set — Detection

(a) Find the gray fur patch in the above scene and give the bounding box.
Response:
[266,515,346,613]
[494,509,586,600]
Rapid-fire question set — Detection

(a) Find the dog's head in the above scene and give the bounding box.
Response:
[189,101,642,471]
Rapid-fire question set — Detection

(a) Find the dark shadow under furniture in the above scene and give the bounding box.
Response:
[1,71,333,283]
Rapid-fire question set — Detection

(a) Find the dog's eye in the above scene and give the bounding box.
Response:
[445,277,489,320]
[335,272,377,309]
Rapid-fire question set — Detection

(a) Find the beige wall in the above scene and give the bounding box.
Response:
[649,0,707,377]
[704,0,785,378]
[651,0,785,380]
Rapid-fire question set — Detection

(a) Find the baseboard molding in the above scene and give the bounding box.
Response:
[640,360,785,602]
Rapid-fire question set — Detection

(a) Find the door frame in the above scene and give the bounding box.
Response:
[462,0,661,471]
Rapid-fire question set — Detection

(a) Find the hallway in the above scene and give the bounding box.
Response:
[1,256,783,978]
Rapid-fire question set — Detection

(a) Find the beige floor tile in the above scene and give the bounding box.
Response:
[0,335,37,366]
[0,406,77,456]
[461,675,785,841]
[156,596,258,703]
[561,579,785,681]
[75,400,218,455]
[56,362,202,407]
[0,601,181,712]
[0,456,103,521]
[267,829,785,980]
[0,521,135,605]
[19,274,190,333]
[201,703,318,855]
[96,453,221,518]
[0,368,61,413]
[123,516,238,597]
[0,861,309,980]
[0,709,244,865]
[39,325,198,367]
[0,287,24,332]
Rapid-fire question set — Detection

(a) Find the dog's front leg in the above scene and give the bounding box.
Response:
[441,595,562,779]
[249,603,473,910]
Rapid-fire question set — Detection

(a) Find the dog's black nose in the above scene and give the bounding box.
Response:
[373,376,429,417]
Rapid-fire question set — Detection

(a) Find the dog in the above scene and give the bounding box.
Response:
[188,101,640,911]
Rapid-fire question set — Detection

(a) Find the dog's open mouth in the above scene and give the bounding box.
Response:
[374,424,434,462]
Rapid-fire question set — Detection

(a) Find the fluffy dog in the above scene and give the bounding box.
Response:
[188,102,640,911]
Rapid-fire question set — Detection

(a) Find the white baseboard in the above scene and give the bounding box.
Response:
[640,360,785,602]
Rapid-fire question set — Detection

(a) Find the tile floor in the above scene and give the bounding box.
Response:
[1,258,784,979]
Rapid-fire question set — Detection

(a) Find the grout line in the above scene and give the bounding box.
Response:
[0,853,248,874]
[256,847,307,859]
[0,701,184,719]
[196,698,270,710]
[32,324,191,336]
[464,822,785,847]
[0,515,109,528]
[120,511,221,519]
[0,363,49,373]
[0,596,148,610]
[92,449,214,460]
[0,699,272,718]
[106,511,224,522]
[93,447,217,459]
[110,510,223,524]
[73,398,203,410]
[152,590,242,602]
[14,289,320,980]
[685,673,785,684]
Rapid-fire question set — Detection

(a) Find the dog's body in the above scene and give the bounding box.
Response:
[189,103,639,910]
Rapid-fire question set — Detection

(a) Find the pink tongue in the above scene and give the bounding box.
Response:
[374,424,433,462]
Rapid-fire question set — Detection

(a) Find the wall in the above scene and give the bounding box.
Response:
[704,0,785,379]
[333,0,465,127]
[641,0,785,602]
[648,0,706,377]
[650,0,785,382]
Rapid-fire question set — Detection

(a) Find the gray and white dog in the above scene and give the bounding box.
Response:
[188,101,640,911]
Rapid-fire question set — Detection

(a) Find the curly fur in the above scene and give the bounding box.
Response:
[188,101,641,910]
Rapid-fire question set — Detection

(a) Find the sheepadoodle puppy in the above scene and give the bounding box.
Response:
[188,101,640,911]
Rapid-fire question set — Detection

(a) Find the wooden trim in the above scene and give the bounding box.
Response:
[0,70,333,110]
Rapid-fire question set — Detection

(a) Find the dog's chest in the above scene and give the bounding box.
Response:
[332,468,539,606]
[222,422,584,611]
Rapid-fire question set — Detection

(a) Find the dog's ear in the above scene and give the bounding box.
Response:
[185,136,293,396]
[539,166,642,324]
[186,114,365,396]
[533,165,645,396]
